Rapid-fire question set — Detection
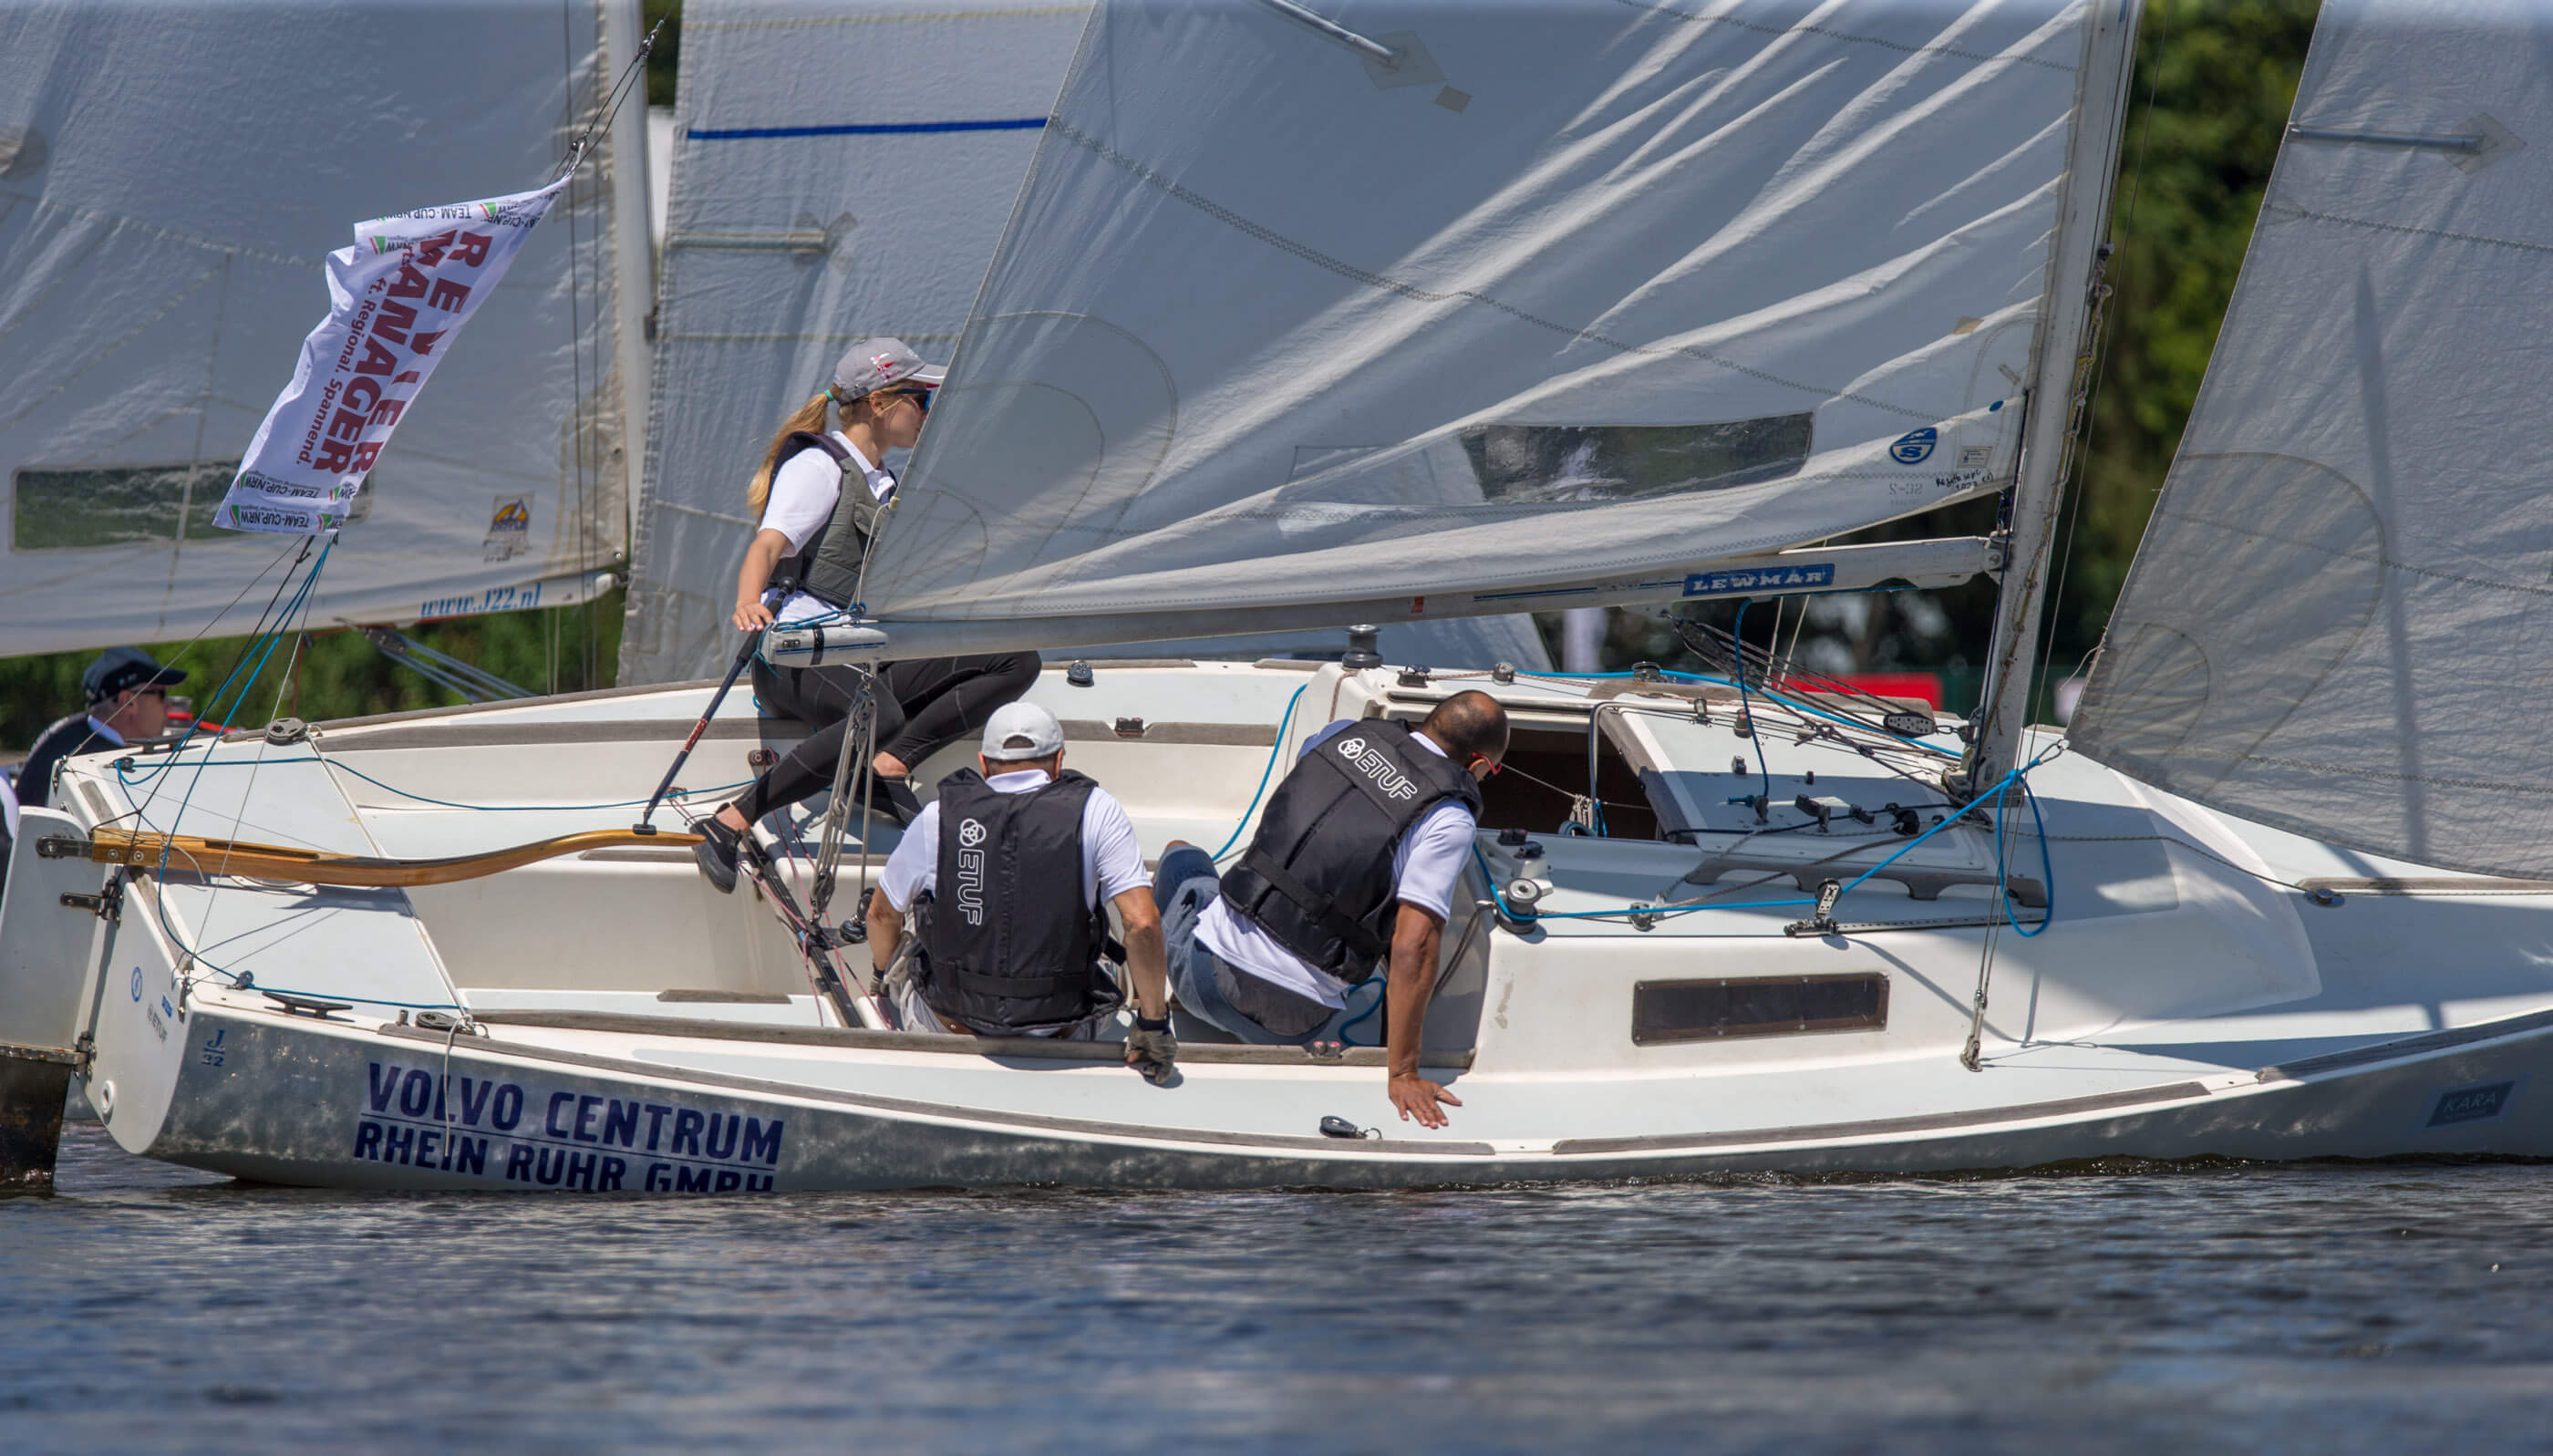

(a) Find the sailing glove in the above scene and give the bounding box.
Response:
[1127,1016,1177,1086]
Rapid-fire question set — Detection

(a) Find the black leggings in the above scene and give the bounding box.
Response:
[730,651,1040,822]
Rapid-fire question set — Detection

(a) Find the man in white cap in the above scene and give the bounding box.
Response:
[864,701,1176,1079]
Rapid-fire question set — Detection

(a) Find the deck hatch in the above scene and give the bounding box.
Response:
[1631,973,1888,1044]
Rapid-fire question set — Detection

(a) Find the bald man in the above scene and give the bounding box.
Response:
[1154,690,1508,1128]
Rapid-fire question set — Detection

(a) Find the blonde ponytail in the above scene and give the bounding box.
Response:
[746,393,835,520]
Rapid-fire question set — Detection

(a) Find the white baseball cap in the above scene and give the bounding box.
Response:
[980,701,1064,761]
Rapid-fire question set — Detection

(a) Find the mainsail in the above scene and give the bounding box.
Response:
[618,0,1548,680]
[0,1,646,656]
[2070,0,2553,878]
[858,0,2108,659]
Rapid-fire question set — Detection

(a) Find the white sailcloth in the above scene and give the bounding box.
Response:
[0,1,639,656]
[617,0,1546,681]
[862,0,2103,659]
[2070,0,2553,878]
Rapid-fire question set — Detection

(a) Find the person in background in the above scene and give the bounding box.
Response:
[863,702,1175,1080]
[17,646,186,811]
[693,337,1039,893]
[1152,690,1508,1128]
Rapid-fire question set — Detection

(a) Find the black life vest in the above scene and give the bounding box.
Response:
[767,431,893,610]
[1218,720,1480,984]
[915,769,1121,1035]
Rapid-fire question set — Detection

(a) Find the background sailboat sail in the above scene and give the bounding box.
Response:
[860,0,2106,660]
[2070,0,2553,878]
[0,1,646,657]
[618,0,1546,682]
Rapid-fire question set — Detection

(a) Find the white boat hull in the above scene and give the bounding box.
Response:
[97,997,2553,1192]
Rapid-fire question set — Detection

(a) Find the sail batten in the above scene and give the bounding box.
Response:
[864,0,2102,653]
[2071,0,2553,878]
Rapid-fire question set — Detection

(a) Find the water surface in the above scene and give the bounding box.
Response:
[6,1125,2549,1452]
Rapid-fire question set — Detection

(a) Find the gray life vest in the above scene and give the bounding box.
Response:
[915,769,1122,1036]
[767,431,892,610]
[1218,720,1480,984]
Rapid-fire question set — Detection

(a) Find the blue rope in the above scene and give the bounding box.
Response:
[1990,766,2056,937]
[121,541,334,791]
[1337,976,1387,1045]
[1467,749,2061,934]
[1205,683,1308,862]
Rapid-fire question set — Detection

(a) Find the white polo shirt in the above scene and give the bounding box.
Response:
[879,769,1151,914]
[759,430,894,623]
[1195,721,1477,1008]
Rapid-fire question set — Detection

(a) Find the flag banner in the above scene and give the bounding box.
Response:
[217,179,568,535]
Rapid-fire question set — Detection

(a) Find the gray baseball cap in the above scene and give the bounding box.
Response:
[829,337,946,400]
[980,702,1064,761]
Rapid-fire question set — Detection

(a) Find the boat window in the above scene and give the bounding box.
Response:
[12,461,241,549]
[1631,974,1888,1044]
[1459,415,1814,506]
[1473,723,1661,839]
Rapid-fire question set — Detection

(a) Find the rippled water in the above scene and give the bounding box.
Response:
[6,1124,2551,1452]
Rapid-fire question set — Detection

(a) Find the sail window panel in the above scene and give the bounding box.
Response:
[1460,416,1815,506]
[11,462,236,549]
[1632,974,1890,1045]
[11,464,378,551]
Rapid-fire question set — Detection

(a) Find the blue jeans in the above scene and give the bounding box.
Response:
[1153,845,1348,1047]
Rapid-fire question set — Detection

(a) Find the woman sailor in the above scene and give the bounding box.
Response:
[693,338,1039,893]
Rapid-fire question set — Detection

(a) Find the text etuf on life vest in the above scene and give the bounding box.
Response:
[218,180,566,535]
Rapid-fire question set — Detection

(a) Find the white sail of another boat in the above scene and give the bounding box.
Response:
[2070,0,2553,879]
[0,0,648,653]
[620,0,1549,677]
[861,0,2106,658]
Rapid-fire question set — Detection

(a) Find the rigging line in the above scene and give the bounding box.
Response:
[124,539,318,808]
[184,621,318,967]
[1495,758,1646,812]
[555,8,667,184]
[118,754,750,815]
[132,841,461,1008]
[147,542,333,947]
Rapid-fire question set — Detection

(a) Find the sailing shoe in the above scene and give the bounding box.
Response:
[693,818,743,894]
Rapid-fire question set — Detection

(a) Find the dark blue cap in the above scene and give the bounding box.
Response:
[83,645,186,705]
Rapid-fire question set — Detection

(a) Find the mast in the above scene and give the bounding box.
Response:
[603,0,657,582]
[1960,0,2142,796]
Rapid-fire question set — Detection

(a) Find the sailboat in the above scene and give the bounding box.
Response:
[10,0,2553,1194]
